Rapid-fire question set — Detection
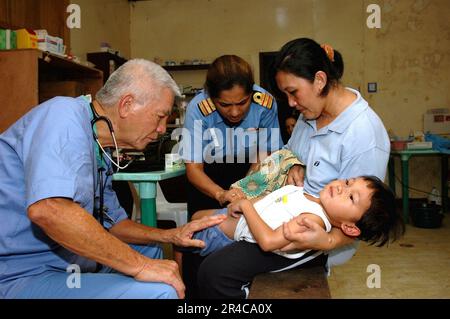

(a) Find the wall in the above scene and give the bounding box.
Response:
[130,0,365,90]
[361,0,449,197]
[70,0,130,61]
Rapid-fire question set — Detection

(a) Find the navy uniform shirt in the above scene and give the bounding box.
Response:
[179,84,283,164]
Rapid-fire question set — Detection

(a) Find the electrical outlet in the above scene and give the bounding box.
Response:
[368,82,377,93]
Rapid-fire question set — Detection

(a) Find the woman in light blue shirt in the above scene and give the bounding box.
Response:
[198,38,391,299]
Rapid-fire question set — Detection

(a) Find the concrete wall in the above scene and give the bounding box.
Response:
[70,0,130,60]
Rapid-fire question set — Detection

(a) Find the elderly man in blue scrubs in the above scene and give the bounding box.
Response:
[0,59,224,299]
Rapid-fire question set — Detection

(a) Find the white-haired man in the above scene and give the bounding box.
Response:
[0,59,224,299]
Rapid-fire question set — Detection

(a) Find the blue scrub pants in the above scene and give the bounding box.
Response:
[11,244,178,299]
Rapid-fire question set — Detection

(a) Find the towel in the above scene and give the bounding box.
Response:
[230,149,304,199]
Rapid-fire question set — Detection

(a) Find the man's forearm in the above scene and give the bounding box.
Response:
[110,219,173,245]
[28,198,145,276]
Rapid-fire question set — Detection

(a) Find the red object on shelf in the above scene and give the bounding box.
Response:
[391,141,407,151]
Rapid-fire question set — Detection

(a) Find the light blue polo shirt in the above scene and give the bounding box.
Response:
[286,87,390,197]
[178,84,283,164]
[0,96,128,297]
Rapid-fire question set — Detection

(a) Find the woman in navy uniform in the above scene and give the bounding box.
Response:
[179,55,283,297]
[180,55,282,216]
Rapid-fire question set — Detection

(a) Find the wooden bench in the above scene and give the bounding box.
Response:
[248,266,331,299]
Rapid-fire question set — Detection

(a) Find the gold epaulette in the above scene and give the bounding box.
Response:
[252,91,273,110]
[197,98,216,116]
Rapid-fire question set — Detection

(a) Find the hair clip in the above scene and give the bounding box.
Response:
[320,44,335,62]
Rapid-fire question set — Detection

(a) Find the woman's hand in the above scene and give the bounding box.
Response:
[286,165,305,187]
[280,216,333,251]
[216,189,246,206]
[227,199,248,218]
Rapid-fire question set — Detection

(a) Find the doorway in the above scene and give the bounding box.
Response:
[259,51,295,144]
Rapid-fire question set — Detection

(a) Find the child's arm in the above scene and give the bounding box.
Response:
[231,199,325,252]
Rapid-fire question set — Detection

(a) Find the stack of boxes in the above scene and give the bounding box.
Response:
[0,29,17,50]
[16,29,38,49]
[1,28,64,56]
[35,29,64,55]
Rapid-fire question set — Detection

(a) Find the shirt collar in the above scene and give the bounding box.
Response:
[304,88,368,134]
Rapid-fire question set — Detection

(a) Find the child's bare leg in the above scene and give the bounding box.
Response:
[218,215,240,239]
[193,208,240,239]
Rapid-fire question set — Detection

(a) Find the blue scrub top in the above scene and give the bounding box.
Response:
[285,88,390,197]
[179,84,283,163]
[0,96,128,296]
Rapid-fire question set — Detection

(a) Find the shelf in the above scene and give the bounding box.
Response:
[87,52,128,84]
[0,49,103,133]
[163,64,210,71]
[39,51,103,79]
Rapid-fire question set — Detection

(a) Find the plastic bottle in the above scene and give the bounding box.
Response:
[428,187,441,205]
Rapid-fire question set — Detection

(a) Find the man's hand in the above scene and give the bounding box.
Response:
[134,258,185,298]
[280,216,333,251]
[169,214,226,248]
[286,165,305,187]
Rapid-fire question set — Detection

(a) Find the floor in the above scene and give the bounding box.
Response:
[162,212,450,299]
[328,215,450,298]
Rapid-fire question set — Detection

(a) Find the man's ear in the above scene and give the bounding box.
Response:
[118,94,134,118]
[341,223,361,237]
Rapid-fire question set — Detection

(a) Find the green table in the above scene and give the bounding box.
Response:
[388,149,448,223]
[113,167,186,227]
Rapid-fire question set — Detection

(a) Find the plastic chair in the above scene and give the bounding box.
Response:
[155,183,188,227]
[130,178,188,227]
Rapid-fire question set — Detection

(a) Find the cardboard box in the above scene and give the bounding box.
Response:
[39,81,85,103]
[35,29,64,55]
[424,108,450,134]
[0,29,17,50]
[16,29,38,49]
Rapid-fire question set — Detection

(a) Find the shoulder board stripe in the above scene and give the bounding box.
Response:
[262,93,269,107]
[253,91,273,109]
[197,98,216,116]
[267,95,273,109]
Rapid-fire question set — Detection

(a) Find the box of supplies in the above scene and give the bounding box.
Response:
[16,29,38,49]
[35,29,64,55]
[424,108,450,134]
[0,29,17,50]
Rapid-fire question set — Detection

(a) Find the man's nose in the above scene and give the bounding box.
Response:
[157,119,167,134]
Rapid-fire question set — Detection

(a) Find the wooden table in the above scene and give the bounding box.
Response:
[388,149,448,222]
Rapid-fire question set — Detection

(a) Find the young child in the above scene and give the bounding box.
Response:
[284,115,297,137]
[191,176,404,258]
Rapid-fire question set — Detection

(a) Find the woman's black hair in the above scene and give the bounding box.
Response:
[204,55,254,99]
[356,176,405,247]
[273,38,344,96]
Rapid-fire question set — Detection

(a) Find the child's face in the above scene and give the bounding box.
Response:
[319,178,373,228]
[285,118,296,136]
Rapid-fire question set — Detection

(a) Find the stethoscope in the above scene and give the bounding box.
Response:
[89,102,132,226]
